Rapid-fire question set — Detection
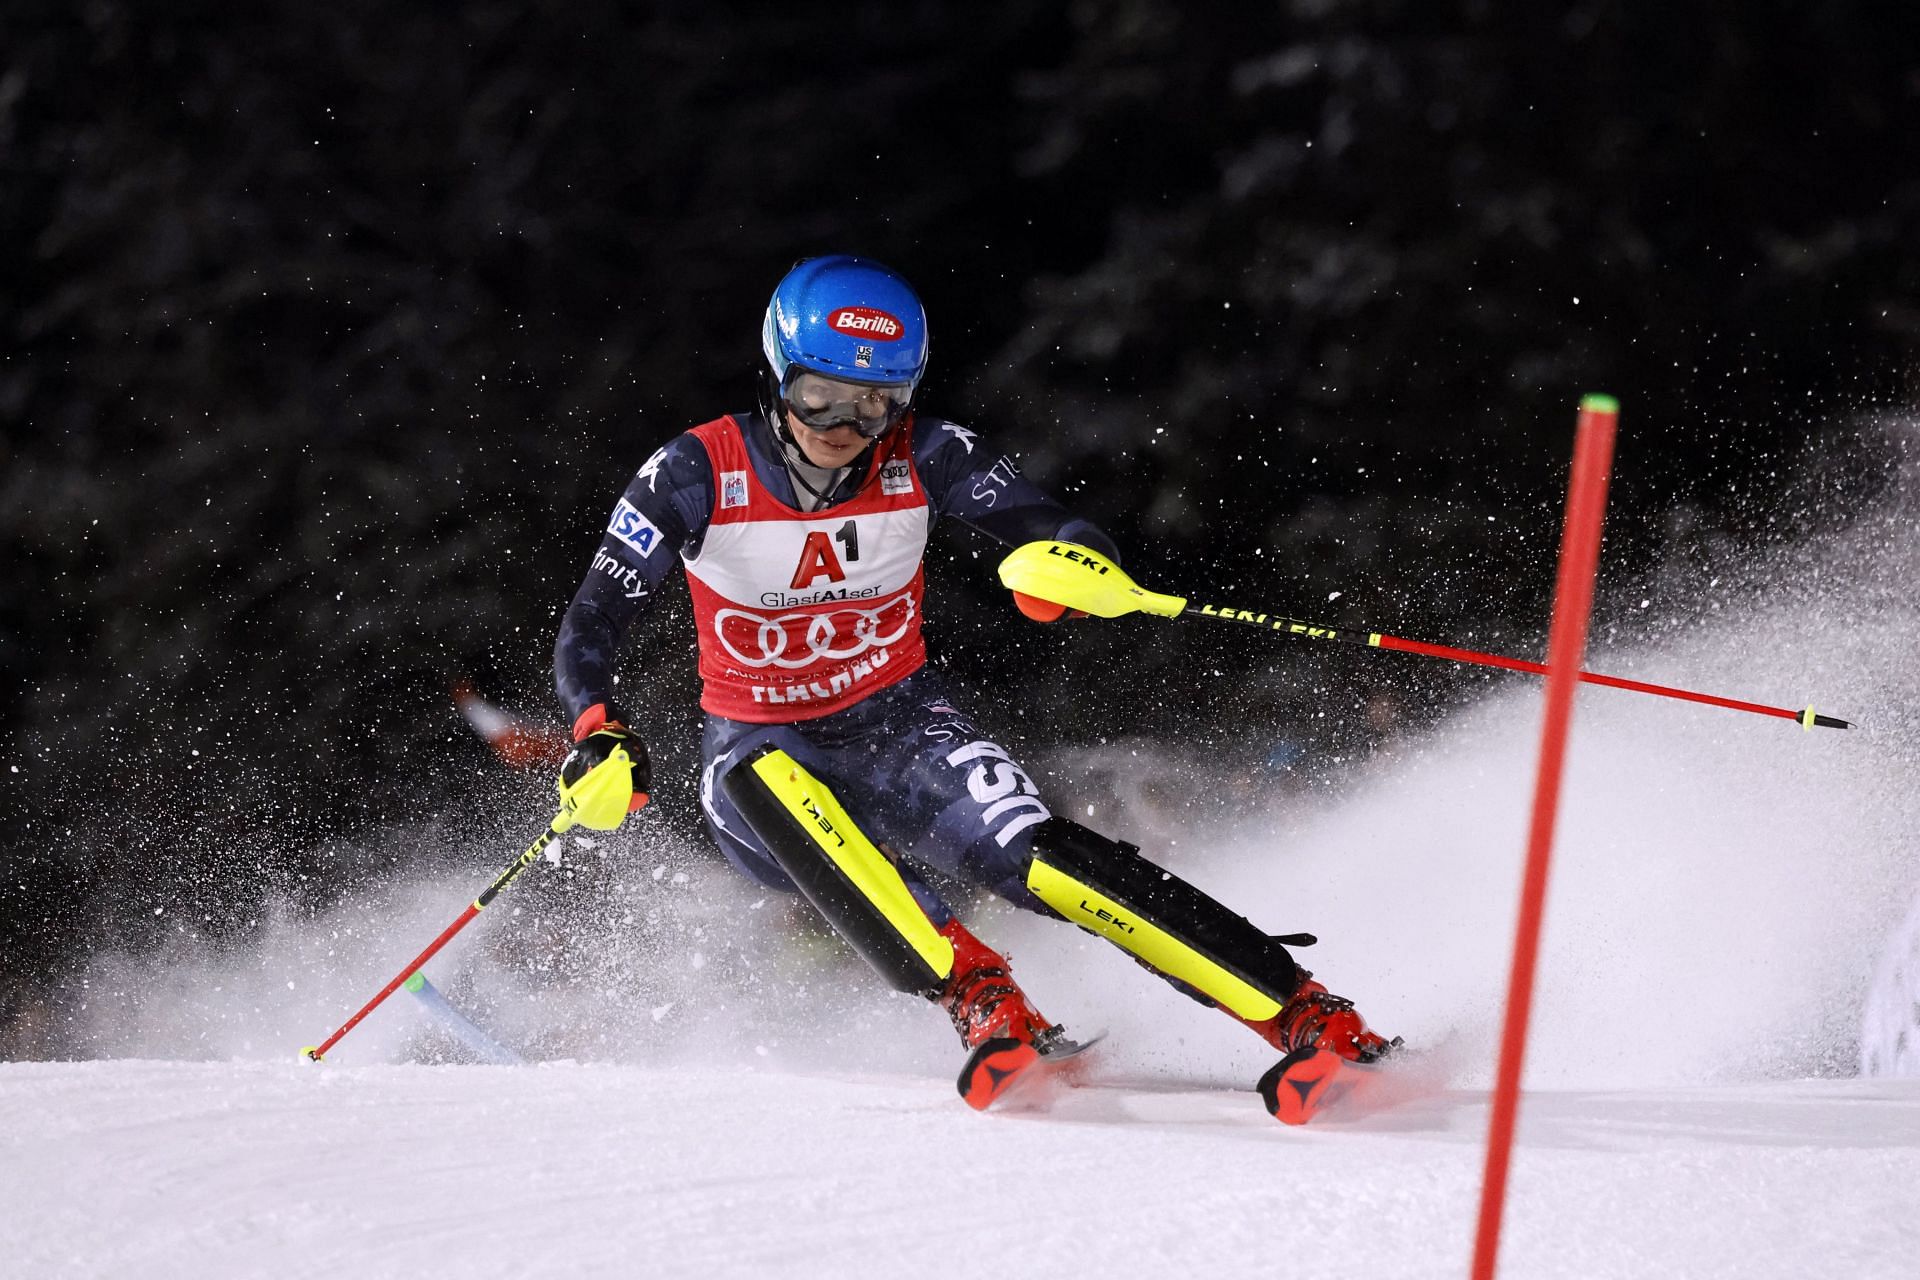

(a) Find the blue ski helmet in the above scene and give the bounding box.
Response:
[761,255,930,392]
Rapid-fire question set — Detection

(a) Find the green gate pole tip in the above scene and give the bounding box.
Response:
[1580,393,1620,415]
[403,973,426,993]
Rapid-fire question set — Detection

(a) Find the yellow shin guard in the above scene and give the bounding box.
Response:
[722,746,955,996]
[1024,818,1303,1021]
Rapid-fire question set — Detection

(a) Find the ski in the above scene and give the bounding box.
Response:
[957,1025,1104,1111]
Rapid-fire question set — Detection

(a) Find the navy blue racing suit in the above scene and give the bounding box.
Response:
[554,409,1119,922]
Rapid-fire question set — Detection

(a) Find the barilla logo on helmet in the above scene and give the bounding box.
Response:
[829,307,904,341]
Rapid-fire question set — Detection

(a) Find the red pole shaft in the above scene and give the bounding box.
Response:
[1470,396,1619,1279]
[306,904,482,1061]
[1374,635,1812,725]
[1186,602,1846,729]
[304,812,568,1062]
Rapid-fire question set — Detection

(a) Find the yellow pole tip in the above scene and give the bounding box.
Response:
[301,1047,323,1062]
[1580,394,1620,415]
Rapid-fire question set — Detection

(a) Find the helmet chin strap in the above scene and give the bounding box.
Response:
[759,411,876,515]
[780,435,858,511]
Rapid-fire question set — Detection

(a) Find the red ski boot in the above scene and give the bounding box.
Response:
[1241,977,1399,1125]
[938,920,1059,1110]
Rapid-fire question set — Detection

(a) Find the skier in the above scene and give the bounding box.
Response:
[552,255,1396,1122]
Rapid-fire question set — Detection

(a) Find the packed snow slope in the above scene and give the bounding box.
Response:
[9,430,1920,1277]
[5,1059,1918,1279]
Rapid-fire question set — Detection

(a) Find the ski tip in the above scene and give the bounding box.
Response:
[1258,1046,1347,1126]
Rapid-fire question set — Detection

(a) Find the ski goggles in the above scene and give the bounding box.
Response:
[781,370,913,438]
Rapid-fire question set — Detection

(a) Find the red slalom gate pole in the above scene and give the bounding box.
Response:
[1470,395,1619,1279]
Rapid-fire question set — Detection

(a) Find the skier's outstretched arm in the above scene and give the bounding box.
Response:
[911,415,1120,563]
[553,435,713,728]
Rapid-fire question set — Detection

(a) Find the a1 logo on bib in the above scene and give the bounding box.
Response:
[879,460,912,496]
[720,470,749,509]
[608,498,662,557]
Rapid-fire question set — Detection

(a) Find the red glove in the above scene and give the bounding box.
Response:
[1012,592,1087,623]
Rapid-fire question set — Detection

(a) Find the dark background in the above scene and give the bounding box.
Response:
[4,0,1916,1055]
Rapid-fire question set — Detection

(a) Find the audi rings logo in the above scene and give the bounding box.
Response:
[713,593,917,669]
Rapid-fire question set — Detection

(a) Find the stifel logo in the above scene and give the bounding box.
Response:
[829,307,902,340]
